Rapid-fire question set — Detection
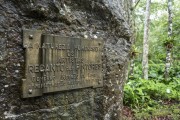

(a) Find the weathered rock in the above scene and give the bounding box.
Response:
[0,0,132,119]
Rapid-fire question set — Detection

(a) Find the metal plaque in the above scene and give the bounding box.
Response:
[22,29,43,98]
[22,30,103,98]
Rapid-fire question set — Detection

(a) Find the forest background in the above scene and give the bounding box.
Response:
[123,0,180,119]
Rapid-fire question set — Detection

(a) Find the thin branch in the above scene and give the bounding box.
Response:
[131,0,141,10]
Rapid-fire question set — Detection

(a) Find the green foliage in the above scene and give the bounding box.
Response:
[126,56,180,119]
[124,77,180,119]
[124,0,180,119]
[163,36,175,47]
[124,78,180,109]
[133,0,180,61]
[130,45,140,58]
[134,104,180,120]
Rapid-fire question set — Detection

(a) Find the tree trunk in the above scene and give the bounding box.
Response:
[165,0,173,80]
[142,0,151,80]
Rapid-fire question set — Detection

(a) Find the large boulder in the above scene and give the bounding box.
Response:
[0,0,132,119]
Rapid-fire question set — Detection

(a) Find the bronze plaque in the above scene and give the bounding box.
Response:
[22,29,43,98]
[22,30,103,98]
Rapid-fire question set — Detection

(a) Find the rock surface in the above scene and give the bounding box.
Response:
[0,0,132,119]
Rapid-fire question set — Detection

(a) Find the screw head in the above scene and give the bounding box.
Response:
[28,89,32,94]
[29,35,33,39]
[98,81,101,84]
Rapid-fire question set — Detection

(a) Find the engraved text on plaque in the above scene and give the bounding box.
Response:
[22,30,103,98]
